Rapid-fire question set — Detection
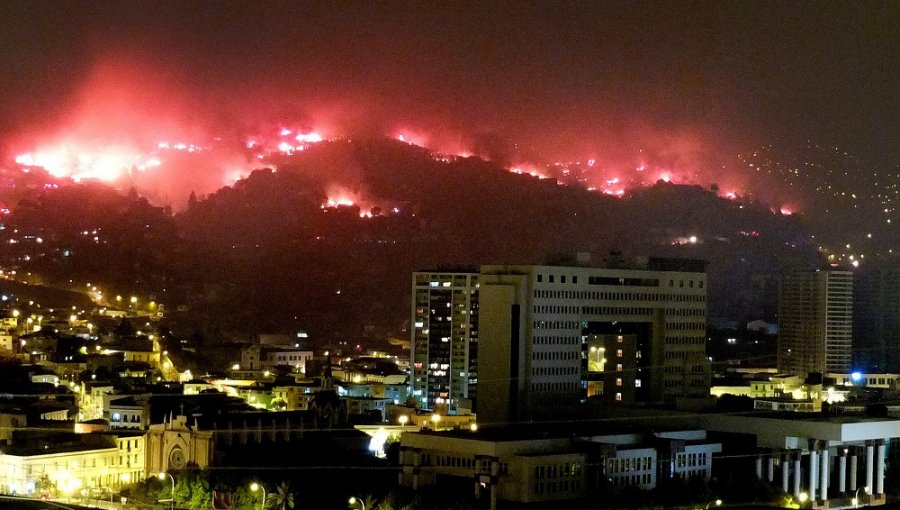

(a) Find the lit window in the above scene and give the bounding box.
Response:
[615,392,622,401]
[616,378,622,387]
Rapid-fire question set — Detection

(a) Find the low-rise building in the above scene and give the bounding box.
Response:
[0,432,144,496]
[240,345,314,373]
[399,426,721,508]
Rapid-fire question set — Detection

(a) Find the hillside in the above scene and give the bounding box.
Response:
[0,138,820,344]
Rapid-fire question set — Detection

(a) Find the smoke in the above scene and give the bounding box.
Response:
[4,55,789,213]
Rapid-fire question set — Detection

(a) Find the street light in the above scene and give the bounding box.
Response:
[157,472,175,510]
[798,492,809,504]
[349,496,366,510]
[250,482,267,510]
[398,415,408,429]
[704,499,722,510]
[431,413,441,429]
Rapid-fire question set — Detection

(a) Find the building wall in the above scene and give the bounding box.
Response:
[778,270,853,375]
[400,430,720,505]
[606,447,657,490]
[410,272,480,413]
[109,406,144,429]
[272,386,313,411]
[0,436,144,496]
[145,417,215,473]
[240,346,313,373]
[478,262,708,424]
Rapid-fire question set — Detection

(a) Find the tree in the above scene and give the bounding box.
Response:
[35,474,57,498]
[114,318,136,338]
[267,482,295,510]
[188,477,212,510]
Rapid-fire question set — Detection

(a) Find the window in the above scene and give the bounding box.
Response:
[537,274,543,282]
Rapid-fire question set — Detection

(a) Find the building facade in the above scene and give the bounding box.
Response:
[240,345,314,373]
[853,267,900,372]
[399,428,721,509]
[0,433,144,497]
[477,257,709,424]
[778,270,853,376]
[410,271,480,413]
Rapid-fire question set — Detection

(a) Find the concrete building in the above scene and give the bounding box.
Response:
[477,256,709,424]
[399,426,721,509]
[0,432,144,497]
[853,267,900,372]
[703,413,900,507]
[145,410,369,474]
[410,271,480,413]
[778,270,853,376]
[240,345,314,373]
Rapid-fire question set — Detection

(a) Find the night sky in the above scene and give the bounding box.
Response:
[1,1,898,166]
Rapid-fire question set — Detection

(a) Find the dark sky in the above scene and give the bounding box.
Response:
[1,1,898,166]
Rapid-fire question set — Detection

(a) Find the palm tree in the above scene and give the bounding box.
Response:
[266,482,295,510]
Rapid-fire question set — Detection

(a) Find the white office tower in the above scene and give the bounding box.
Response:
[477,256,709,424]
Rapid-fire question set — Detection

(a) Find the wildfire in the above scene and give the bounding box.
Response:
[509,165,549,179]
[15,144,154,182]
[394,131,428,148]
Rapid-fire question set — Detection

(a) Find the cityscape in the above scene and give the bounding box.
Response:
[0,2,899,510]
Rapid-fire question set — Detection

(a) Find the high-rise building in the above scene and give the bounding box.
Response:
[477,256,709,424]
[777,269,853,376]
[410,271,480,413]
[854,266,900,373]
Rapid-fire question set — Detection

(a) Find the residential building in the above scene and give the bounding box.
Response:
[853,266,900,372]
[410,271,479,413]
[778,269,853,376]
[240,345,314,373]
[477,256,709,424]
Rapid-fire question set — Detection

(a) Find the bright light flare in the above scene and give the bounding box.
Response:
[295,132,324,144]
[15,144,154,182]
[326,197,355,208]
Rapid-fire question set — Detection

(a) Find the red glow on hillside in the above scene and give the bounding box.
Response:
[510,164,549,179]
[394,131,428,148]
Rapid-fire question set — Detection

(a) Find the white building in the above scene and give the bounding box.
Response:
[0,433,144,496]
[478,256,709,424]
[240,345,314,373]
[702,413,900,507]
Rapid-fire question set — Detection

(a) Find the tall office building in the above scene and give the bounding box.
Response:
[477,256,709,424]
[410,271,480,413]
[777,269,853,376]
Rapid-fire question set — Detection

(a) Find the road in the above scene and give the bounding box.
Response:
[0,495,133,510]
